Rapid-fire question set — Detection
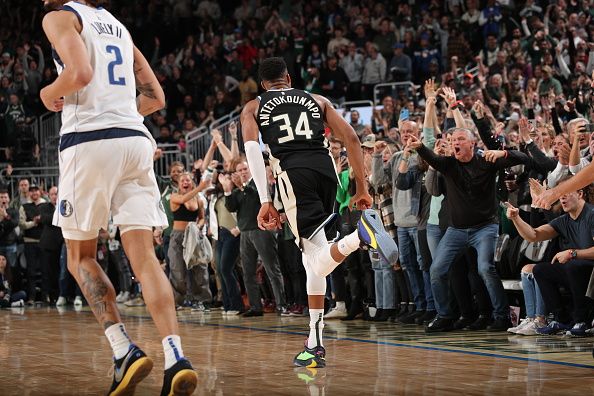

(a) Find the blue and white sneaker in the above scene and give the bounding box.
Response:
[357,209,399,264]
[535,321,571,335]
[566,322,591,337]
[107,345,153,396]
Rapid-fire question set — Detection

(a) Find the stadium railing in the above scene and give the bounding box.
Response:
[373,81,419,104]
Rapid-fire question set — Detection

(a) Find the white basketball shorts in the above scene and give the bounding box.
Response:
[53,133,169,240]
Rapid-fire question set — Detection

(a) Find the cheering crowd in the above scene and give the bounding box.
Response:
[2,0,594,338]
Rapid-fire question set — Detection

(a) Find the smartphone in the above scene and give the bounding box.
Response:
[436,133,443,139]
[340,150,348,158]
[400,108,409,121]
[476,149,485,157]
[583,124,594,133]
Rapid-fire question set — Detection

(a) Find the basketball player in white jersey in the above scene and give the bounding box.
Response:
[40,1,197,395]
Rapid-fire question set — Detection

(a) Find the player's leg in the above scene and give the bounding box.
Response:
[276,169,334,368]
[279,170,398,279]
[305,209,400,278]
[65,232,153,396]
[293,246,327,368]
[120,228,178,337]
[113,137,197,395]
[55,138,154,395]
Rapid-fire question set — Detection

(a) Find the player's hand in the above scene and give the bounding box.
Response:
[257,202,281,230]
[153,148,163,161]
[349,191,373,210]
[40,88,64,112]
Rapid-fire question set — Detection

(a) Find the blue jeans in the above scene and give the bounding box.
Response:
[426,224,444,259]
[521,271,545,318]
[397,227,427,310]
[430,224,508,319]
[216,228,242,311]
[371,252,396,309]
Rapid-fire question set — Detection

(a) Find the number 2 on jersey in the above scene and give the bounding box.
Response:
[274,112,313,143]
[106,45,126,86]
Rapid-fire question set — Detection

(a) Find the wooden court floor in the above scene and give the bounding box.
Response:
[2,307,594,395]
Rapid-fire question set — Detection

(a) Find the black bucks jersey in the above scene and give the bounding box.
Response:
[256,89,337,182]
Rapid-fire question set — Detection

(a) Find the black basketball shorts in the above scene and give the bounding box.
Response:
[275,168,337,242]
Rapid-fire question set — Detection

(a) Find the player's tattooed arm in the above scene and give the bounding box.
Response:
[134,62,157,99]
[132,45,165,115]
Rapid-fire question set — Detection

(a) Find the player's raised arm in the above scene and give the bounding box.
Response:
[313,94,371,210]
[133,45,165,116]
[40,11,93,111]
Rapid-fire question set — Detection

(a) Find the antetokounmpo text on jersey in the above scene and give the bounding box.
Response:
[259,96,321,126]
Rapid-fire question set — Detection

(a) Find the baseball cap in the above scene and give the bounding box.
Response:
[393,42,405,49]
[464,72,474,79]
[361,134,376,148]
[29,184,39,191]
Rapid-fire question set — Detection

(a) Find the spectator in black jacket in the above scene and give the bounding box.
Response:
[38,186,63,304]
[224,161,286,316]
[19,184,44,304]
[407,128,529,333]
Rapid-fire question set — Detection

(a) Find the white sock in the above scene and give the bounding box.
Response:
[162,335,185,370]
[105,323,133,360]
[337,231,360,256]
[307,309,325,348]
[335,301,346,311]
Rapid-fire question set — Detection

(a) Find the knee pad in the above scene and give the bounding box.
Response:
[302,252,327,296]
[301,236,340,279]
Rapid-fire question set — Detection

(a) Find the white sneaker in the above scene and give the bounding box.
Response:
[118,291,130,303]
[56,296,67,307]
[507,317,532,334]
[224,310,240,316]
[516,320,544,336]
[124,296,145,307]
[74,296,83,306]
[11,299,24,308]
[324,304,348,320]
[115,291,124,303]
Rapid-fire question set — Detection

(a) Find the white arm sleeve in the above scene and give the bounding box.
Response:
[244,140,271,203]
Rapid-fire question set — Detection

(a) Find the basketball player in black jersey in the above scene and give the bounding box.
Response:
[241,57,399,368]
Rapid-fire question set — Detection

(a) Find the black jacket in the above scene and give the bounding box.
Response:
[0,207,18,246]
[38,202,63,250]
[224,180,260,232]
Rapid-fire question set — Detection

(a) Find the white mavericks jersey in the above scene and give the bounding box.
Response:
[53,1,150,138]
